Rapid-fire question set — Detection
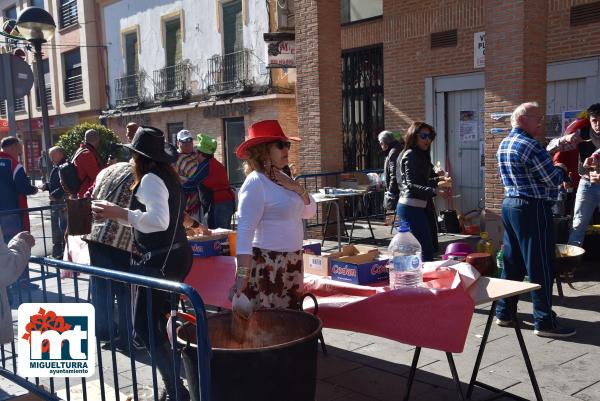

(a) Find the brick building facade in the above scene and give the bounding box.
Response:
[296,0,600,242]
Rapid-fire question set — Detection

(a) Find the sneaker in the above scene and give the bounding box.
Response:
[534,325,576,338]
[495,318,514,328]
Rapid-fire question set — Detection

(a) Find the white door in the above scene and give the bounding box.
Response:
[433,89,485,214]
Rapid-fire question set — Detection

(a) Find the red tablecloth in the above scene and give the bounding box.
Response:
[184,256,476,353]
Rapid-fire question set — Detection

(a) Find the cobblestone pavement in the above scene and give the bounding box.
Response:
[1,197,598,400]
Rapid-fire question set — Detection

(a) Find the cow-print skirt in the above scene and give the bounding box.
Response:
[242,247,304,310]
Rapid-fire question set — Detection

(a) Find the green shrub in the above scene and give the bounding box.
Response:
[56,123,122,162]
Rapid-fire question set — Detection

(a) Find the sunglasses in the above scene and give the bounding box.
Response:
[274,141,291,150]
[418,132,435,141]
[179,138,193,143]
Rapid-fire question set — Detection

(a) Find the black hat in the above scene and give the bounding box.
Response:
[122,126,177,163]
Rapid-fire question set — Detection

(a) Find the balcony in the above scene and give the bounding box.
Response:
[59,0,78,29]
[115,72,145,109]
[207,49,253,95]
[153,63,192,103]
[64,75,83,102]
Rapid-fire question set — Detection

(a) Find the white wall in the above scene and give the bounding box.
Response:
[103,0,270,107]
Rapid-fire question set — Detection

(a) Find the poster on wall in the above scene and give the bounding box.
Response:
[459,110,478,142]
[562,110,581,133]
[546,114,562,138]
[474,32,485,68]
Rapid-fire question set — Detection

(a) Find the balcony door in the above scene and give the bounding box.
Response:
[223,0,243,89]
[223,118,245,186]
[165,18,182,92]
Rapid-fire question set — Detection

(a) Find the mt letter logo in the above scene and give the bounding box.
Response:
[18,303,95,377]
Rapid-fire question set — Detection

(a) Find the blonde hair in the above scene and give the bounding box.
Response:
[243,143,272,176]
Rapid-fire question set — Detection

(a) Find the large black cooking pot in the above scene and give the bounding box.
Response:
[178,309,323,401]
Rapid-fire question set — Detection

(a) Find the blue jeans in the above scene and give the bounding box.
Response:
[210,200,235,229]
[569,179,600,246]
[396,203,434,261]
[88,243,130,345]
[496,197,556,330]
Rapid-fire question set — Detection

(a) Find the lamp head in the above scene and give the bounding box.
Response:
[16,7,56,43]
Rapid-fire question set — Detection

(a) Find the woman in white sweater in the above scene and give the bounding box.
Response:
[230,120,316,310]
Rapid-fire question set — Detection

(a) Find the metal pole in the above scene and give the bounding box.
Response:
[1,54,17,137]
[26,93,35,184]
[32,40,52,180]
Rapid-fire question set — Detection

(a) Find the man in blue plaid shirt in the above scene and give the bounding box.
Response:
[495,101,576,338]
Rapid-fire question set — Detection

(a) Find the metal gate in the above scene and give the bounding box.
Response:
[342,45,384,171]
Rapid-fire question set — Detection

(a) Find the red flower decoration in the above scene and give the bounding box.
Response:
[22,308,72,353]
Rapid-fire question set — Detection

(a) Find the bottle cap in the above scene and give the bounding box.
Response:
[398,220,410,233]
[480,231,489,239]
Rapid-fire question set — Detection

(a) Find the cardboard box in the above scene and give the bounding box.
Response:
[303,244,381,279]
[330,251,389,285]
[302,241,322,255]
[188,231,232,258]
[303,252,332,276]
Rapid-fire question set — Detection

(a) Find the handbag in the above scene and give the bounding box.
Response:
[66,198,92,236]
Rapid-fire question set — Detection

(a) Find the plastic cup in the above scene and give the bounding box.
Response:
[228,232,237,256]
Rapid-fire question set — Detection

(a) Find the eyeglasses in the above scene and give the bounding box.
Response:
[274,141,291,150]
[524,115,544,122]
[179,138,193,143]
[418,132,435,141]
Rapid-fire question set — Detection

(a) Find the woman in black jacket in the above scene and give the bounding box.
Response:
[396,122,441,261]
[378,130,403,211]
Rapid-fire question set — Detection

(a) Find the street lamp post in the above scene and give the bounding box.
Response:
[16,7,55,166]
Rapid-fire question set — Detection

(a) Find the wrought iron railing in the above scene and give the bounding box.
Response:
[115,72,144,108]
[153,63,191,103]
[207,49,252,95]
[59,0,78,29]
[64,75,83,102]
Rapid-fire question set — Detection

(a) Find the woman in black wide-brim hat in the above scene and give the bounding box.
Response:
[92,126,192,401]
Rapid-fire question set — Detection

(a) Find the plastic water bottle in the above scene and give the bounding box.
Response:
[388,220,423,288]
[496,244,504,278]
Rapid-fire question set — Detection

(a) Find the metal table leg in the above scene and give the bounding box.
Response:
[466,301,544,401]
[403,347,421,401]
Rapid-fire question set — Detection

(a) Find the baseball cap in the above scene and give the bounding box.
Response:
[177,129,193,142]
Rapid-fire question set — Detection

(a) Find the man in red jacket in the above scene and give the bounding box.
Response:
[74,129,103,198]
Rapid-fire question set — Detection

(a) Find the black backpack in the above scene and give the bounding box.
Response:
[59,148,85,195]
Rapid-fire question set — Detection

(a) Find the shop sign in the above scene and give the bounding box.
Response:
[203,102,251,118]
[474,32,485,68]
[16,116,56,131]
[266,40,296,68]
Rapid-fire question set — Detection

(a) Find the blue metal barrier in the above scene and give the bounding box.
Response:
[1,256,212,401]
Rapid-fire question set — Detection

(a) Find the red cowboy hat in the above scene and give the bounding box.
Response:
[235,120,300,159]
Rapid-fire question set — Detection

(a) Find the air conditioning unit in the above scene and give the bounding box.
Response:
[276,0,294,31]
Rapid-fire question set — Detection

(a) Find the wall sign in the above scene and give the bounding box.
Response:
[266,40,296,68]
[474,32,485,68]
[203,102,251,118]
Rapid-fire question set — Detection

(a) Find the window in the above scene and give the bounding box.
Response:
[124,31,139,75]
[64,49,83,102]
[4,5,17,20]
[341,0,382,24]
[167,122,184,145]
[0,101,6,117]
[164,18,182,67]
[59,0,78,29]
[14,97,25,112]
[31,0,45,9]
[35,59,52,108]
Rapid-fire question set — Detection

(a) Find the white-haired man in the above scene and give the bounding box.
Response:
[495,102,575,338]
